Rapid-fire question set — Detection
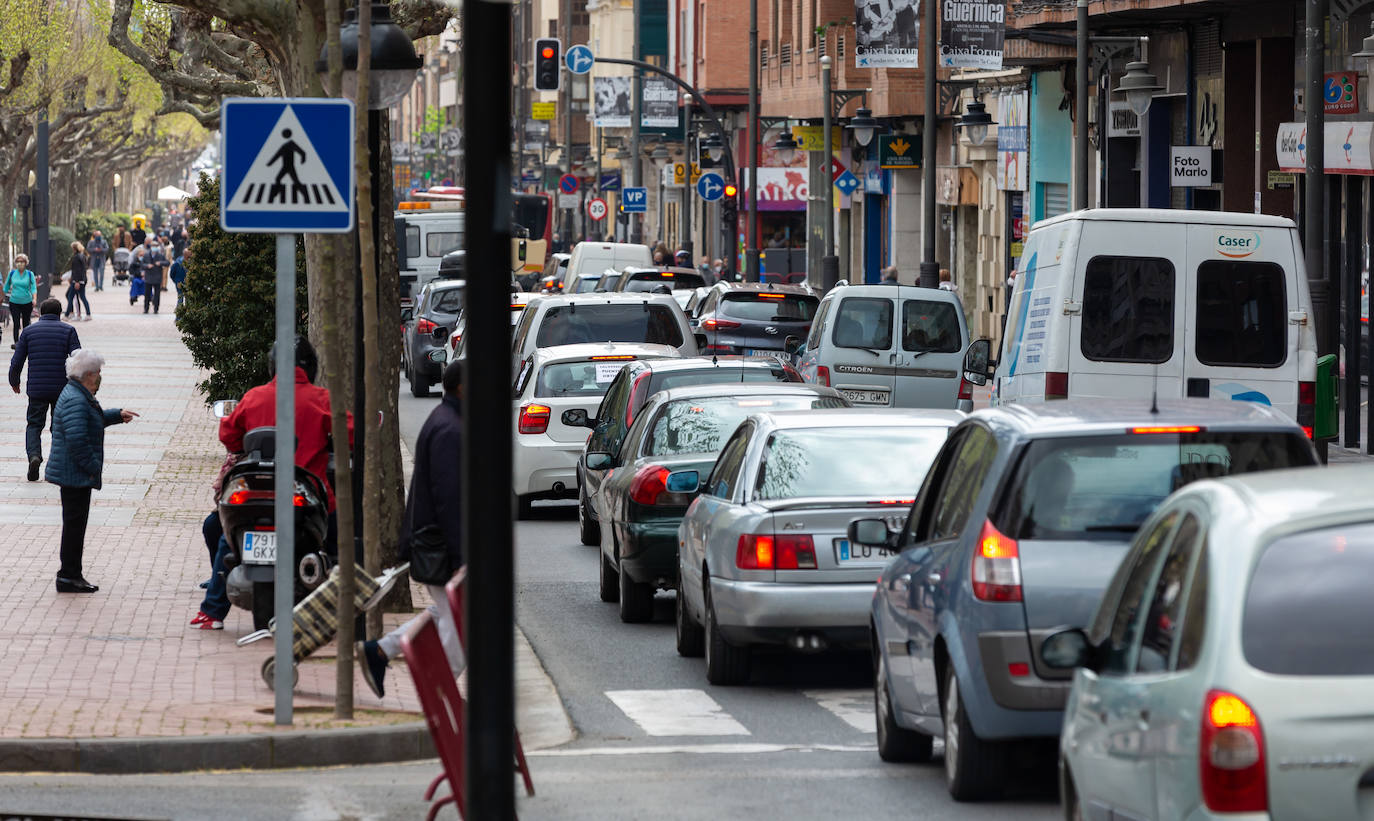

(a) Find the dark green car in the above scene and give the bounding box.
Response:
[589,383,848,623]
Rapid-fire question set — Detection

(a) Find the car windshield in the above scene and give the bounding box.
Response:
[1243,520,1374,675]
[720,293,818,322]
[644,394,846,456]
[755,426,948,500]
[536,358,646,397]
[535,304,684,348]
[624,271,707,291]
[994,432,1315,542]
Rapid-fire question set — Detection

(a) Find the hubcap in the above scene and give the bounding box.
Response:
[944,676,960,784]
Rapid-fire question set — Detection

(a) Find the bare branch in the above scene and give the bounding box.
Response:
[108,0,263,100]
[392,0,458,40]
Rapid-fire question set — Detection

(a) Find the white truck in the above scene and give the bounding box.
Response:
[394,194,547,303]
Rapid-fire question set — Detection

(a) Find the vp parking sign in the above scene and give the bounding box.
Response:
[220,97,356,233]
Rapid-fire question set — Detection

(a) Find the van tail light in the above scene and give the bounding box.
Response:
[736,534,817,570]
[701,318,742,331]
[958,376,973,401]
[416,317,437,335]
[971,519,1021,602]
[1045,371,1069,401]
[815,365,831,387]
[1200,690,1267,813]
[517,403,551,434]
[1297,380,1316,439]
[629,465,670,506]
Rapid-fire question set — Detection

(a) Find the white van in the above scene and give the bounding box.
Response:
[986,209,1317,432]
[396,205,464,300]
[562,242,652,290]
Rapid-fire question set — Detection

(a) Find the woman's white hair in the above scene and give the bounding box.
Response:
[66,349,106,380]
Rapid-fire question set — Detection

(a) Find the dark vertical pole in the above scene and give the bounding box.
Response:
[1368,178,1374,455]
[562,0,574,245]
[630,0,643,244]
[1345,176,1361,448]
[36,116,50,302]
[463,0,515,810]
[1306,0,1330,357]
[682,98,693,257]
[919,0,938,288]
[746,0,759,280]
[1074,0,1089,210]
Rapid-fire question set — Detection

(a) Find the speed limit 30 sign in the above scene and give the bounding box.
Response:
[586,197,608,221]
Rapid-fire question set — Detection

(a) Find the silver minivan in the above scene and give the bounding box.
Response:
[792,283,973,411]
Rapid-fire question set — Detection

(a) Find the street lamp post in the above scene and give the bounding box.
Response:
[112,173,121,212]
[820,56,838,290]
[1075,0,1089,211]
[920,0,937,289]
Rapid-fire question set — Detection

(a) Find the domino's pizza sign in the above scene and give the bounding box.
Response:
[220,97,356,233]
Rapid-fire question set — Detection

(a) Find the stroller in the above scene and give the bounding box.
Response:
[112,247,131,283]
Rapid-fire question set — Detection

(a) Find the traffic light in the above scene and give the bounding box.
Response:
[723,182,738,199]
[534,38,561,91]
[721,181,739,241]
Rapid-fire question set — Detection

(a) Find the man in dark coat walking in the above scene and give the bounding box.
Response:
[10,299,81,480]
[358,360,465,697]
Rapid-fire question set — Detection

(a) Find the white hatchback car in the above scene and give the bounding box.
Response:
[1046,463,1372,821]
[512,342,681,518]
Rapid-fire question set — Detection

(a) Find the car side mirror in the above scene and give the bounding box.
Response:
[784,336,803,355]
[848,518,896,549]
[665,470,700,494]
[400,307,415,324]
[962,338,993,386]
[211,399,238,418]
[585,451,614,471]
[1040,629,1095,670]
[431,325,449,342]
[562,408,595,428]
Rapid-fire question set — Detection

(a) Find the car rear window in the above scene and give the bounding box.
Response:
[432,288,464,313]
[625,271,707,291]
[644,394,847,456]
[901,300,961,353]
[833,297,892,349]
[1194,261,1287,367]
[755,426,948,500]
[535,304,684,348]
[720,293,818,322]
[994,431,1316,542]
[1243,521,1374,675]
[536,358,652,397]
[1081,256,1174,363]
[653,368,792,393]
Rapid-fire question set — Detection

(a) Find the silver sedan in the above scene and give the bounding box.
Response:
[675,409,963,685]
[1045,463,1374,821]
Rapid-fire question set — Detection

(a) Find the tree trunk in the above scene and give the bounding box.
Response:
[374,117,411,615]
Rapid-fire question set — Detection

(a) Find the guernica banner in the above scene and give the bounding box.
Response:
[939,0,1005,69]
[855,0,921,68]
[641,75,679,128]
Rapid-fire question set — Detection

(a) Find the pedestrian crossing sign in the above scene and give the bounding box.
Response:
[220,97,356,233]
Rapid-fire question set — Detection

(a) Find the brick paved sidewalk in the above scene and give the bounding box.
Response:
[0,286,428,738]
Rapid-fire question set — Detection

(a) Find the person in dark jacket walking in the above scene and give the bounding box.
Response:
[47,349,138,593]
[142,239,167,314]
[87,231,109,292]
[65,241,91,321]
[10,299,81,481]
[358,359,465,697]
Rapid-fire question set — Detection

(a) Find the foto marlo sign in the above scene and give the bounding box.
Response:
[1170,146,1211,188]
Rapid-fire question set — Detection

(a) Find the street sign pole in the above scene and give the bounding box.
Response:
[272,233,296,722]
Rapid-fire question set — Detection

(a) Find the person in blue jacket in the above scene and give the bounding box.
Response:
[46,349,138,593]
[10,298,81,481]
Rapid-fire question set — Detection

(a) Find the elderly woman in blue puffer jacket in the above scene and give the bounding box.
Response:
[46,349,139,593]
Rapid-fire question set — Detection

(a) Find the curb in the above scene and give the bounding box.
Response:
[0,723,435,775]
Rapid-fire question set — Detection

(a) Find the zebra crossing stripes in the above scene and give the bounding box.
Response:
[605,688,877,738]
[801,690,876,733]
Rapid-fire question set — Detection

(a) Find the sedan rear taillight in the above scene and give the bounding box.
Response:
[517,403,551,434]
[416,317,437,335]
[1200,690,1267,813]
[701,318,742,331]
[971,519,1021,602]
[736,534,817,569]
[629,466,671,506]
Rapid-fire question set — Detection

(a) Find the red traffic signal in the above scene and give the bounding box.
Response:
[723,183,738,198]
[541,46,555,59]
[534,38,561,91]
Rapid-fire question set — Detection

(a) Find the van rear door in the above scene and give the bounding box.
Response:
[1067,222,1186,402]
[892,292,967,408]
[1183,225,1300,422]
[827,294,898,406]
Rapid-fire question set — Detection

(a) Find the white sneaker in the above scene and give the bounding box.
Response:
[82,316,92,322]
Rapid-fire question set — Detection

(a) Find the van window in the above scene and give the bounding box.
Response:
[405,226,421,261]
[1194,261,1287,367]
[832,297,893,350]
[807,299,832,349]
[1081,256,1175,364]
[535,304,685,348]
[901,300,961,353]
[427,232,462,257]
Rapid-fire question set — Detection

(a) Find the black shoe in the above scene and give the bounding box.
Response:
[357,640,388,698]
[198,578,211,590]
[56,577,98,593]
[27,456,40,482]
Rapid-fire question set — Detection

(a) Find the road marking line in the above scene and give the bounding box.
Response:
[803,689,876,733]
[529,742,876,757]
[605,689,751,737]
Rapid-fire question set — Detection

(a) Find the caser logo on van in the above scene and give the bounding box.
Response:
[1216,231,1261,259]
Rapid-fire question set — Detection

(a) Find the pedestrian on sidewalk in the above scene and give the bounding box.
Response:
[10,298,81,481]
[142,239,167,314]
[170,249,188,308]
[359,359,467,697]
[65,242,92,321]
[47,349,138,593]
[87,231,109,292]
[5,254,36,348]
[128,247,146,304]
